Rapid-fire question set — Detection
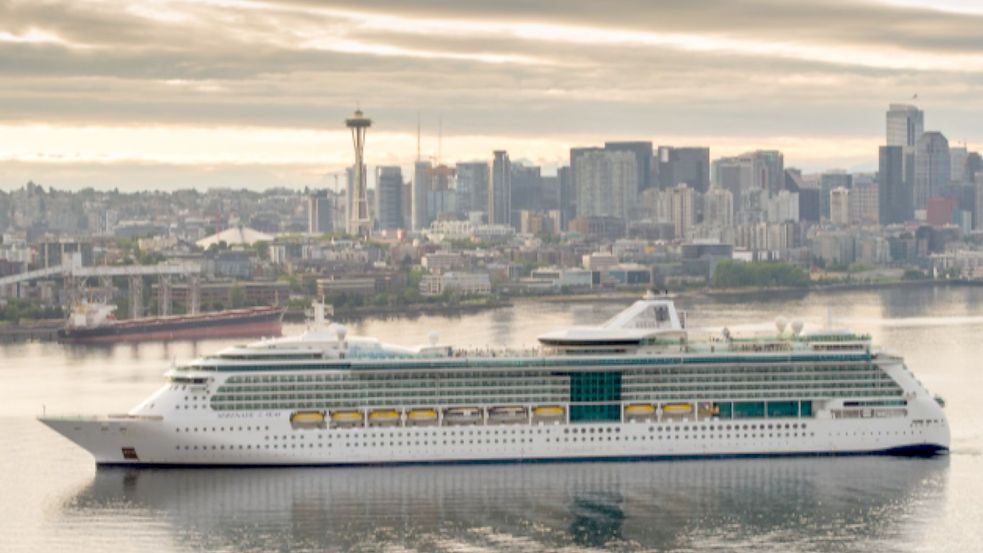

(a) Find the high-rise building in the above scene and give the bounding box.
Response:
[914,131,950,209]
[429,164,456,221]
[510,163,543,214]
[886,104,923,214]
[540,175,560,211]
[669,184,696,239]
[798,188,820,223]
[489,151,512,226]
[975,173,983,230]
[703,186,734,229]
[878,146,910,225]
[754,150,785,197]
[344,166,355,230]
[568,147,600,215]
[926,197,956,226]
[307,190,334,234]
[819,172,852,221]
[375,166,404,231]
[656,146,710,193]
[455,162,490,216]
[412,160,433,230]
[638,188,663,221]
[849,180,879,225]
[829,187,851,226]
[950,146,969,183]
[766,190,799,223]
[712,150,784,204]
[713,156,753,205]
[401,182,412,230]
[886,104,924,149]
[557,166,575,229]
[605,141,653,190]
[573,149,638,221]
[966,152,983,185]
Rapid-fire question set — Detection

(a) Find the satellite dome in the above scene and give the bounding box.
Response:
[775,316,788,335]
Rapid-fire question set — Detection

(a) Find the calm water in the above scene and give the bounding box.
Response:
[2,286,982,552]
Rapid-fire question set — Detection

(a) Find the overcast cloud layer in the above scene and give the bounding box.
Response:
[1,0,982,190]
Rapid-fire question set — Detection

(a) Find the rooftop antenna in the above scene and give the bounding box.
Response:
[416,112,421,163]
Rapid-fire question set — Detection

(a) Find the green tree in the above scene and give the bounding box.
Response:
[711,260,809,289]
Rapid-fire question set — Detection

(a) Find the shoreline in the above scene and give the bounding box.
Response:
[700,278,980,301]
[1,279,974,342]
[518,278,978,305]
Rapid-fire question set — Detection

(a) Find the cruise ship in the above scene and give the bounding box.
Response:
[40,293,949,466]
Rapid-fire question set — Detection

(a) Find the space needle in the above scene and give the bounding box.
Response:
[345,108,372,238]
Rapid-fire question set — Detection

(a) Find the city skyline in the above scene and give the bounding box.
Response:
[2,0,983,190]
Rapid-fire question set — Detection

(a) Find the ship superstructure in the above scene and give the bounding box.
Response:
[41,293,949,466]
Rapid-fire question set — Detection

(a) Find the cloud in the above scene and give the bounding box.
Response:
[0,0,981,189]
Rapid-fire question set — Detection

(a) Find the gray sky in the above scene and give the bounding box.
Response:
[1,0,982,190]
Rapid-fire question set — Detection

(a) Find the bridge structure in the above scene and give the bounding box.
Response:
[0,256,202,318]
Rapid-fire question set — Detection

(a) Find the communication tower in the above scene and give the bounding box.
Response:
[345,109,372,238]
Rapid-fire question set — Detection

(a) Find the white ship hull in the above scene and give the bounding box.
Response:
[40,295,951,467]
[41,399,948,467]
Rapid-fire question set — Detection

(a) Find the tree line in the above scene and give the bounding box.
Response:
[711,260,809,289]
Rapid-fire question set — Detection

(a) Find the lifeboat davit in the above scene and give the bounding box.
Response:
[290,410,326,429]
[532,405,565,424]
[624,403,656,420]
[407,408,438,425]
[443,407,482,425]
[488,405,528,424]
[368,409,400,426]
[330,410,364,427]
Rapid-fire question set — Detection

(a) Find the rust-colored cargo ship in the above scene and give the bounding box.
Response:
[58,303,284,344]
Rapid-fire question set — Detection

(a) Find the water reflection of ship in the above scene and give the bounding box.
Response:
[66,457,947,551]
